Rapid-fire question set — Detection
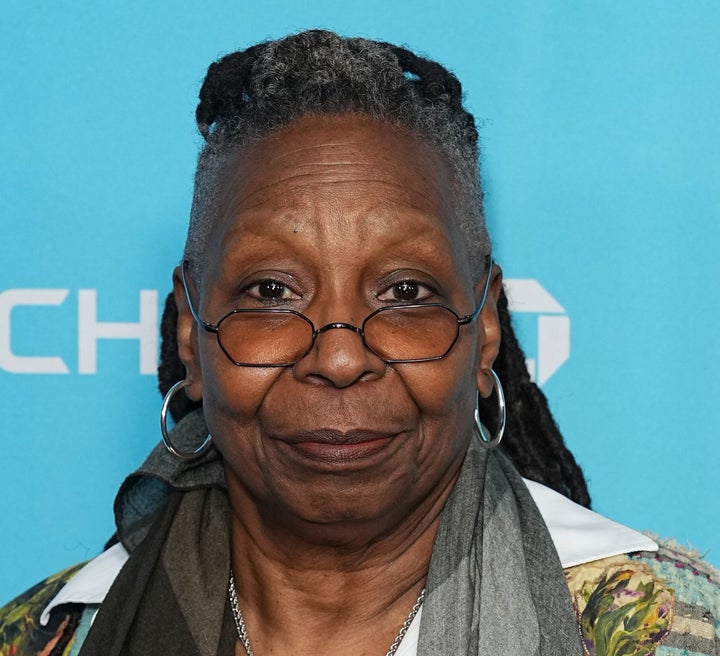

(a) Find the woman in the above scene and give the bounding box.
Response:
[1,30,718,656]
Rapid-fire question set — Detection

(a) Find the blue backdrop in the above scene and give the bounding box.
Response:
[2,1,719,602]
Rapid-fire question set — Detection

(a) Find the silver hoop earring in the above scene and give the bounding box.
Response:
[160,380,213,461]
[475,369,506,448]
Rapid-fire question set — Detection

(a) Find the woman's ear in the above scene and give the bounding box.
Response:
[475,262,503,398]
[172,265,203,402]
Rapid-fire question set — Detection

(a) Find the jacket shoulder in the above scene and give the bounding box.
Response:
[565,539,720,656]
[0,563,86,656]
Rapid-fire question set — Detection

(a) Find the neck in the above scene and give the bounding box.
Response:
[224,464,457,656]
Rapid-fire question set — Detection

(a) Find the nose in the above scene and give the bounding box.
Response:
[293,321,385,388]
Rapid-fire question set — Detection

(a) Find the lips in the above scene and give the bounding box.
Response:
[282,429,394,445]
[275,428,398,464]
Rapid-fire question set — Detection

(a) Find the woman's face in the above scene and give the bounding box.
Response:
[175,115,501,543]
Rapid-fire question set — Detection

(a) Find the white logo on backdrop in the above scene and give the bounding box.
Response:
[503,279,570,385]
[0,289,158,374]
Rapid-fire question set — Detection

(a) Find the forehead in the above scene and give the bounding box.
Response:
[205,114,473,281]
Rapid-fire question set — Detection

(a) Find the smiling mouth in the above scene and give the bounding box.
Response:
[277,429,398,464]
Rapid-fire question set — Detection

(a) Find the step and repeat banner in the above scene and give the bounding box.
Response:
[2,1,718,601]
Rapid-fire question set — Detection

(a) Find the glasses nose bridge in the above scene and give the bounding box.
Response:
[306,320,372,363]
[312,321,364,339]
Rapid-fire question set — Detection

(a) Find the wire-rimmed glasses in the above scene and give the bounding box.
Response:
[181,256,493,367]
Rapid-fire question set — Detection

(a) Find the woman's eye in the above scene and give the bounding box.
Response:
[245,280,297,301]
[379,280,434,302]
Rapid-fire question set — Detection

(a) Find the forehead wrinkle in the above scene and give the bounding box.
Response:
[227,120,443,208]
[222,200,442,248]
[228,162,439,213]
[245,127,401,165]
[267,177,440,222]
[216,191,454,272]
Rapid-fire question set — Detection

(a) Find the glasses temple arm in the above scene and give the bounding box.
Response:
[458,254,494,325]
[181,261,219,334]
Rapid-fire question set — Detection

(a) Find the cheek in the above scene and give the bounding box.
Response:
[411,332,478,416]
[398,347,478,457]
[403,365,473,421]
[198,346,281,449]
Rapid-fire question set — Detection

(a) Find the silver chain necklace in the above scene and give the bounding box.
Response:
[228,572,425,656]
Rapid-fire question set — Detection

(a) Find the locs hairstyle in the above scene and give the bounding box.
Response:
[159,30,591,508]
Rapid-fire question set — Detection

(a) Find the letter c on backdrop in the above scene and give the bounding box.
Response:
[0,289,70,374]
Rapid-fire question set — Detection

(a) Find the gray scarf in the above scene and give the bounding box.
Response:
[79,410,582,655]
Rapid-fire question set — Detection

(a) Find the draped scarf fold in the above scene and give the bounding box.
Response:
[79,410,582,656]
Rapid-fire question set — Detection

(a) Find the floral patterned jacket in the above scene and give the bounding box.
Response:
[2,540,718,656]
